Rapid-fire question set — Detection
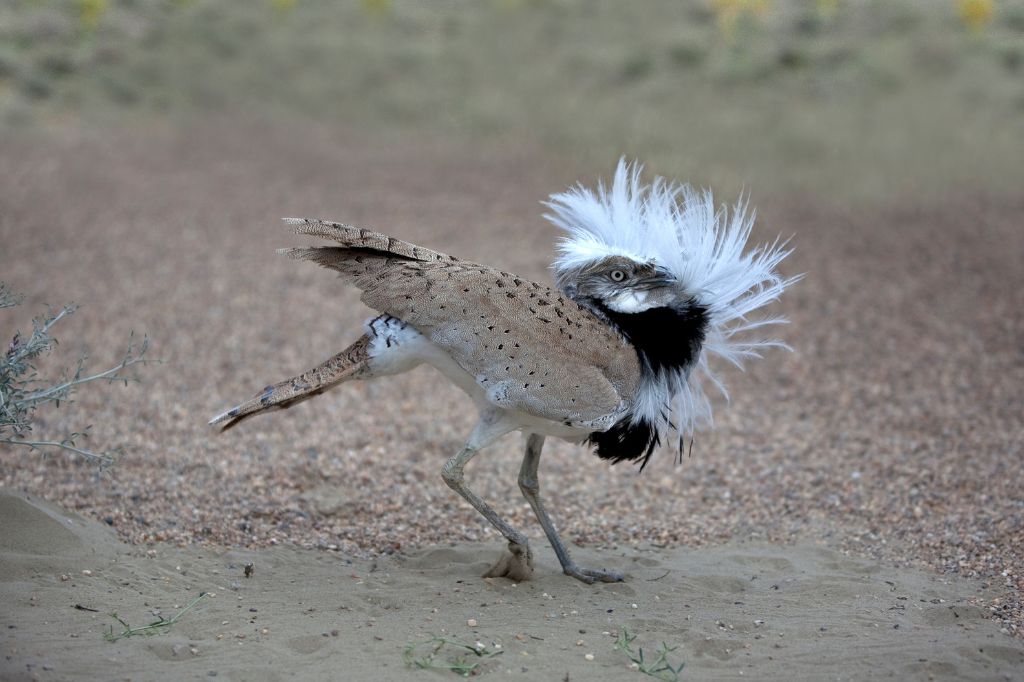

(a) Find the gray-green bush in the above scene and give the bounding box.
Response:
[0,282,148,467]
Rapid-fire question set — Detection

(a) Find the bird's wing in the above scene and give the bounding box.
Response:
[282,223,638,427]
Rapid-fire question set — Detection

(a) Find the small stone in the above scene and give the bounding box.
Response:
[59,574,70,582]
[81,570,92,576]
[584,653,595,661]
[260,628,269,635]
[467,618,478,627]
[576,639,584,646]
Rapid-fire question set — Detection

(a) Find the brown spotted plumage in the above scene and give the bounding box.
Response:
[280,220,639,430]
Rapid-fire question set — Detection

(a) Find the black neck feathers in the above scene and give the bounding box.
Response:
[597,300,708,378]
[585,300,708,470]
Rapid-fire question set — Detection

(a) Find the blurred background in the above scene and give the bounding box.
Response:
[2,0,1022,200]
[2,0,1023,634]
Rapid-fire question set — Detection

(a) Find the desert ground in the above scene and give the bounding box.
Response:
[3,1,1024,680]
[4,487,1023,681]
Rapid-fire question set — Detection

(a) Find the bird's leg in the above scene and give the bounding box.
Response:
[441,414,534,582]
[518,433,625,584]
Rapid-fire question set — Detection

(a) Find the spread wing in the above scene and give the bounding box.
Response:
[281,219,638,427]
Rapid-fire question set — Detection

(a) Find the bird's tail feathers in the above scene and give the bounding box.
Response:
[283,218,454,263]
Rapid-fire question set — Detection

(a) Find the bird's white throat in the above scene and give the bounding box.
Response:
[605,290,659,314]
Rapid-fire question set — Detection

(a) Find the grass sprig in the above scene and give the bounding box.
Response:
[614,627,685,682]
[403,634,502,677]
[104,592,208,642]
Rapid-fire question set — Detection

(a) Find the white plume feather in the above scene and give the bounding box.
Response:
[544,159,799,445]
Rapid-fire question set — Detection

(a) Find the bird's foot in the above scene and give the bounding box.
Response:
[483,541,534,582]
[563,564,625,584]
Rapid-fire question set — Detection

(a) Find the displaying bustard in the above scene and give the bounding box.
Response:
[210,160,797,584]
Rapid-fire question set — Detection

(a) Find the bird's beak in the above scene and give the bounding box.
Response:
[648,265,677,288]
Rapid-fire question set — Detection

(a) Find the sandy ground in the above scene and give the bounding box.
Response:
[3,490,1023,682]
[1,118,1023,679]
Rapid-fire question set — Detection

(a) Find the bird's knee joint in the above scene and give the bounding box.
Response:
[518,475,539,496]
[441,462,463,488]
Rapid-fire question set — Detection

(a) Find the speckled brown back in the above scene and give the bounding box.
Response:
[282,223,641,427]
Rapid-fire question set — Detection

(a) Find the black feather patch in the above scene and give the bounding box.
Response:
[598,300,708,377]
[585,299,708,470]
[587,417,660,471]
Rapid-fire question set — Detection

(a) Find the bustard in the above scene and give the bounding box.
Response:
[210,160,797,584]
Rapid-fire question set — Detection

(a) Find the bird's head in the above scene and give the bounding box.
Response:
[543,158,798,445]
[555,255,680,315]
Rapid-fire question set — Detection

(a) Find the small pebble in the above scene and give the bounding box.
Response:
[467,618,478,627]
[584,653,595,661]
[81,570,92,576]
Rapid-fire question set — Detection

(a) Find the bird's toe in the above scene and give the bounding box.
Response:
[564,564,624,584]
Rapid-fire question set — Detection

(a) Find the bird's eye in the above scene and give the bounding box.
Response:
[609,270,626,282]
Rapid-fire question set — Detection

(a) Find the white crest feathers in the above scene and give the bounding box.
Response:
[543,158,799,445]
